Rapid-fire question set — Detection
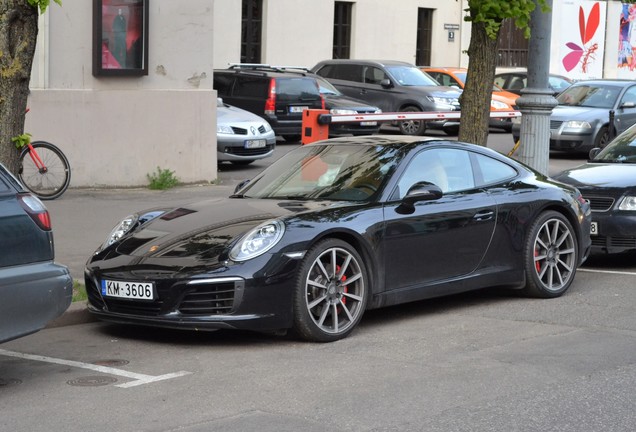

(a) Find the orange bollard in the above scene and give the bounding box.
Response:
[301,109,330,145]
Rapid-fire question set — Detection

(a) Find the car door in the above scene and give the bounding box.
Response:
[382,148,497,291]
[614,85,636,135]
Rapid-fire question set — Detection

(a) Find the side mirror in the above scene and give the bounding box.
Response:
[380,78,393,88]
[588,147,601,160]
[621,101,636,109]
[217,97,224,107]
[403,181,443,204]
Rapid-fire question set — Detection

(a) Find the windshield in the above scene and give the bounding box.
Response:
[237,143,403,201]
[385,66,438,86]
[557,84,620,108]
[592,126,636,163]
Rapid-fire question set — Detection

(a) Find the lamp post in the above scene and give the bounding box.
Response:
[515,0,557,175]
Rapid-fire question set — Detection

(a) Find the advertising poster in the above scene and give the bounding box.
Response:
[617,2,636,77]
[556,0,607,80]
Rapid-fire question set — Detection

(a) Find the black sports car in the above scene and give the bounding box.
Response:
[554,123,636,254]
[85,136,592,342]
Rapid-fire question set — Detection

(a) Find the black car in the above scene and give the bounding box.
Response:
[214,64,324,142]
[554,123,636,254]
[0,162,72,343]
[311,59,462,135]
[85,136,591,342]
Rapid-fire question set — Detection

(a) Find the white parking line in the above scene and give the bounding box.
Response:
[0,349,191,388]
[579,268,636,276]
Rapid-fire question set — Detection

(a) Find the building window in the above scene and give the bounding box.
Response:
[333,2,353,59]
[415,8,433,66]
[241,0,262,63]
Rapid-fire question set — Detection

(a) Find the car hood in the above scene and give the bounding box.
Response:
[554,163,636,189]
[551,105,608,122]
[414,86,462,98]
[112,197,349,260]
[323,93,380,111]
[218,104,264,124]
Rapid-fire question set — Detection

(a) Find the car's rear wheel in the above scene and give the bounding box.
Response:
[521,211,578,298]
[398,106,427,135]
[292,238,368,342]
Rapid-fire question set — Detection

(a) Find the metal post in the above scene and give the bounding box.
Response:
[515,0,557,175]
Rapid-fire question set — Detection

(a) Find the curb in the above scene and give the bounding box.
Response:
[46,301,97,329]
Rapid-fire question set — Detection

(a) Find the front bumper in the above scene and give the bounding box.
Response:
[588,211,636,254]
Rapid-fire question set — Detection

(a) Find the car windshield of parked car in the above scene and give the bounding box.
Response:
[557,84,620,108]
[238,144,403,201]
[549,76,572,92]
[386,66,438,86]
[592,127,636,163]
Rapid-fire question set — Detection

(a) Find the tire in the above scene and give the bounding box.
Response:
[19,141,71,200]
[521,211,578,298]
[594,126,611,149]
[398,106,427,136]
[292,238,368,342]
[282,135,302,143]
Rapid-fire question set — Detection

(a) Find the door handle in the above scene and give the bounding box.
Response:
[473,210,494,221]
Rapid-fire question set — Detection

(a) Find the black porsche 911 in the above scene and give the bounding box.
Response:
[554,123,636,254]
[85,136,592,342]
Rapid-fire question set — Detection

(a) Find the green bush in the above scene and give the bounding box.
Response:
[147,166,179,190]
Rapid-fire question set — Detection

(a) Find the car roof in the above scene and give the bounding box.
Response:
[215,64,316,79]
[314,59,415,67]
[570,79,636,86]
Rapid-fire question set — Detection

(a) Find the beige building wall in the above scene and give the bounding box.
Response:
[212,0,465,70]
[28,0,217,188]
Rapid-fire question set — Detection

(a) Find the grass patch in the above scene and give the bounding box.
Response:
[147,166,179,190]
[72,280,87,302]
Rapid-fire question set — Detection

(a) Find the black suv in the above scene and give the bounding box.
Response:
[214,65,325,142]
[214,65,382,141]
[311,59,462,135]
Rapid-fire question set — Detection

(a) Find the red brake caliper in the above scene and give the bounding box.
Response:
[336,265,348,309]
[535,248,541,272]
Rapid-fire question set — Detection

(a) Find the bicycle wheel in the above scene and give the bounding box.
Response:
[19,141,71,200]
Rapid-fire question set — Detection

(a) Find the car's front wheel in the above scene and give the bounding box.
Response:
[292,239,368,342]
[521,211,578,298]
[398,106,427,135]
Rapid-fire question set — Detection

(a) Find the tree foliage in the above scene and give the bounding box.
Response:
[458,0,548,146]
[0,0,59,174]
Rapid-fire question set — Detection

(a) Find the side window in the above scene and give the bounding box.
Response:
[330,64,363,82]
[493,75,507,89]
[233,76,268,98]
[363,66,387,85]
[620,86,636,106]
[213,74,235,97]
[395,148,474,199]
[472,153,517,186]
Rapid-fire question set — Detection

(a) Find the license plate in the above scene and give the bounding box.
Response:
[360,121,377,126]
[245,139,266,149]
[590,221,598,235]
[101,279,154,300]
[289,106,308,113]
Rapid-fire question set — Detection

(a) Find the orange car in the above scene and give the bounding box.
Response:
[423,67,519,132]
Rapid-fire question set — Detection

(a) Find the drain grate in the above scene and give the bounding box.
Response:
[0,378,22,387]
[67,376,118,387]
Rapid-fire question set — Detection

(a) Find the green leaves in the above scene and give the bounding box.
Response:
[26,0,62,14]
[465,0,548,39]
[11,133,31,149]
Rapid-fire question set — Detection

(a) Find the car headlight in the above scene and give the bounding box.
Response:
[330,108,358,115]
[102,214,139,249]
[217,125,234,134]
[618,196,636,211]
[427,96,458,105]
[563,120,592,130]
[229,220,285,261]
[490,100,510,110]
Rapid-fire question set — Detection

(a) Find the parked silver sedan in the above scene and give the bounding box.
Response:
[217,98,276,165]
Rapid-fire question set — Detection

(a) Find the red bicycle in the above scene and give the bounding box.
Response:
[12,112,71,200]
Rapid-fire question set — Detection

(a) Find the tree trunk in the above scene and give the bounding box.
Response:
[0,0,38,175]
[458,20,501,147]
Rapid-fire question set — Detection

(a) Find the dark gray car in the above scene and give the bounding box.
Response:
[513,80,636,153]
[0,162,72,343]
[311,59,461,135]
